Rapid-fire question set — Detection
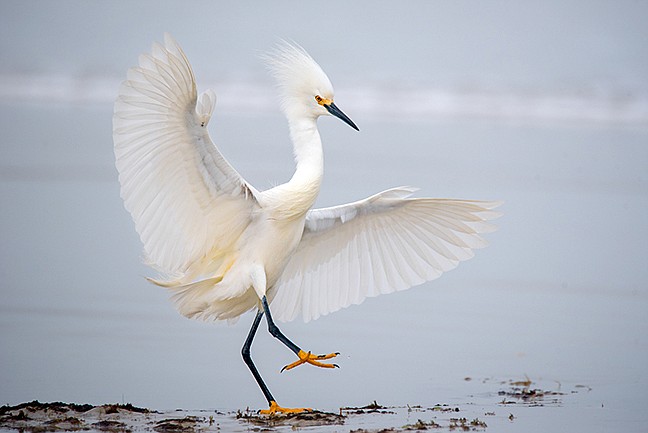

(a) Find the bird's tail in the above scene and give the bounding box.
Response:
[151,276,258,322]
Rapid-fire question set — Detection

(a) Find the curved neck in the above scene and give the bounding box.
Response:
[287,116,323,198]
[259,113,324,220]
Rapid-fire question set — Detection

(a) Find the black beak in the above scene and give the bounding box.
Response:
[325,102,359,131]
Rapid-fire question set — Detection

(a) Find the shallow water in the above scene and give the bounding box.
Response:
[0,387,618,433]
[1,98,647,433]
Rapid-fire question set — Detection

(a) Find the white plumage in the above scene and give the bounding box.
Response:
[273,188,500,322]
[113,34,501,325]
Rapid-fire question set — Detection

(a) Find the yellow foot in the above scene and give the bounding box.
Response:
[281,349,340,372]
[259,401,312,415]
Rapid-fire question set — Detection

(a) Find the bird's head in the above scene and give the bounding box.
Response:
[264,42,359,131]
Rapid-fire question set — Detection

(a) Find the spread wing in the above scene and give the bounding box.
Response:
[271,187,501,322]
[113,34,258,276]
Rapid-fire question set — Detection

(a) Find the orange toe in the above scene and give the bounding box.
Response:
[259,401,312,415]
[281,350,340,372]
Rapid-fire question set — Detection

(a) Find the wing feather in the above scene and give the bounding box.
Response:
[113,34,258,277]
[272,187,501,322]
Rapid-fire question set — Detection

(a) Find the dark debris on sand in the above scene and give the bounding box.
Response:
[349,417,488,433]
[0,400,492,433]
[0,401,95,415]
[341,400,396,415]
[495,378,565,407]
[0,401,154,433]
[0,379,589,433]
[237,407,345,428]
[92,419,131,432]
[154,416,204,432]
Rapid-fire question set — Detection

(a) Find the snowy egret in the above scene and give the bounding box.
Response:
[113,34,501,414]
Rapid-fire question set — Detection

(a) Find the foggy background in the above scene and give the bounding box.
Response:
[1,1,647,431]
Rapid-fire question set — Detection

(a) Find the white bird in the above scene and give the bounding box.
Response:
[113,34,501,414]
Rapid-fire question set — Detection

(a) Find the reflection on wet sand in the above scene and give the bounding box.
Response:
[0,376,592,432]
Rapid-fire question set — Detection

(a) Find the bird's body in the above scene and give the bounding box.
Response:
[113,34,500,412]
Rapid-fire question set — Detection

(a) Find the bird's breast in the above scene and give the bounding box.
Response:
[237,212,306,289]
[258,171,321,221]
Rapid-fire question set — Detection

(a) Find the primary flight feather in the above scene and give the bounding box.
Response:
[113,34,500,413]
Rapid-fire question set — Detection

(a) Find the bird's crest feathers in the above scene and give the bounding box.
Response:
[263,41,334,113]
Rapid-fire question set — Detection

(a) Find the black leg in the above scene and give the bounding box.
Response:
[242,309,275,405]
[262,296,301,355]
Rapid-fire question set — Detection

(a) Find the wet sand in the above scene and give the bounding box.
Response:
[0,376,600,432]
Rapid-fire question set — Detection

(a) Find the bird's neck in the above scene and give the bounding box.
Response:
[285,116,323,211]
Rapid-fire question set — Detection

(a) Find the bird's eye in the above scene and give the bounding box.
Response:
[315,95,332,106]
